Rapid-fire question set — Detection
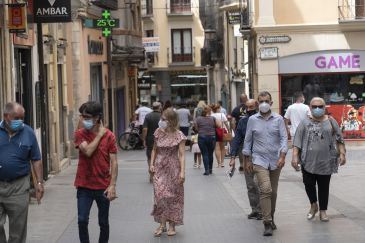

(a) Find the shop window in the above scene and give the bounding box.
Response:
[170,72,207,105]
[171,29,192,62]
[281,73,365,139]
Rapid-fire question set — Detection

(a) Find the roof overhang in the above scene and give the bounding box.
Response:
[219,2,247,12]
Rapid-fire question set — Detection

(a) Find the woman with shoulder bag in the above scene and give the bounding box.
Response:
[194,106,221,175]
[210,104,230,167]
[292,97,346,222]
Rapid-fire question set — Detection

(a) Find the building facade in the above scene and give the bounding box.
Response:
[252,0,365,140]
[111,0,144,136]
[219,0,250,110]
[0,0,144,177]
[141,0,206,106]
[0,2,74,177]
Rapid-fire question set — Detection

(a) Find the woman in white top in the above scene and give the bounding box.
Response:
[210,104,229,167]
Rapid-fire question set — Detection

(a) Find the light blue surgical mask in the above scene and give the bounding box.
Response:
[82,119,94,130]
[312,108,325,118]
[9,119,24,132]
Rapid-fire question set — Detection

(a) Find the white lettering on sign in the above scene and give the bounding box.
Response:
[279,50,365,74]
[314,55,360,69]
[36,7,68,16]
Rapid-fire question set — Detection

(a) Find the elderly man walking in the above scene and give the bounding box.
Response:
[231,93,248,172]
[243,91,288,236]
[0,102,44,243]
[229,99,262,220]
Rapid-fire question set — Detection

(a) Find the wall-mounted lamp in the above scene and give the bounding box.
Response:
[43,35,55,46]
[204,29,216,41]
[57,38,68,49]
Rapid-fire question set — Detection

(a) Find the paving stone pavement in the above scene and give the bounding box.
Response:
[25,146,365,243]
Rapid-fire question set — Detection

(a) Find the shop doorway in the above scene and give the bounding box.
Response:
[14,48,33,127]
[116,87,126,136]
[90,64,103,104]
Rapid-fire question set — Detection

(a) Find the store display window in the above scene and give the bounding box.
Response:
[281,73,365,139]
[170,73,207,105]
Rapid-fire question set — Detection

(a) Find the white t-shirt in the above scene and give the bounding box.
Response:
[135,106,152,125]
[211,112,228,129]
[284,103,310,136]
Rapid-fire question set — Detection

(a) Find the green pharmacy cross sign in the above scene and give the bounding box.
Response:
[84,10,120,37]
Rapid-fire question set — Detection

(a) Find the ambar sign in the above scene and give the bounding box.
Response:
[34,0,71,23]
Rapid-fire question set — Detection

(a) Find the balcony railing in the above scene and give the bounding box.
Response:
[338,0,365,21]
[171,3,191,13]
[168,47,195,65]
[167,2,193,15]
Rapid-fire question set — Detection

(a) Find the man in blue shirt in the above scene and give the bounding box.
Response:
[229,99,261,220]
[243,91,288,237]
[0,102,43,243]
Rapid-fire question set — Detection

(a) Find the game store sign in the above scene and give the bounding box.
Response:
[279,50,365,74]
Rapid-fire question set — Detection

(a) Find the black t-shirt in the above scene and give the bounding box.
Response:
[143,111,161,145]
[231,104,246,122]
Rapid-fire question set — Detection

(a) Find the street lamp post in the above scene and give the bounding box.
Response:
[204,29,216,105]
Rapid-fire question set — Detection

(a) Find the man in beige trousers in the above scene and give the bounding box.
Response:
[242,91,288,236]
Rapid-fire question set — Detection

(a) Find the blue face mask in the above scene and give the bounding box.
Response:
[82,119,94,130]
[312,108,325,118]
[9,119,24,131]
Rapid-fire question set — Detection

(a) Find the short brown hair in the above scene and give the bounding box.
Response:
[210,103,220,113]
[162,108,179,130]
[201,106,212,116]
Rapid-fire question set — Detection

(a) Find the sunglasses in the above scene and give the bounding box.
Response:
[311,105,324,109]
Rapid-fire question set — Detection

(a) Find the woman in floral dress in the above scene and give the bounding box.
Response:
[150,108,186,237]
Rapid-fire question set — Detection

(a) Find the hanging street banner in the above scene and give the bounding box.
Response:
[228,11,241,25]
[8,4,27,33]
[34,0,71,23]
[142,37,160,53]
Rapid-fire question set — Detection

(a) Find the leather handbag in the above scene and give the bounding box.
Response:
[222,129,232,142]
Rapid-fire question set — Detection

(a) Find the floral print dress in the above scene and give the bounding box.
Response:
[151,128,186,225]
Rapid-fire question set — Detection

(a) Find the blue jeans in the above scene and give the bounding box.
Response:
[198,135,216,174]
[77,187,110,243]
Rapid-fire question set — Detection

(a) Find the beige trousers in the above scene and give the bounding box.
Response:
[254,165,281,223]
[0,175,30,243]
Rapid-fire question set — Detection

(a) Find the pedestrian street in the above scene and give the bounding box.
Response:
[27,147,365,243]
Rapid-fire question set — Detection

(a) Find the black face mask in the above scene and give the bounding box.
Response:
[246,110,257,117]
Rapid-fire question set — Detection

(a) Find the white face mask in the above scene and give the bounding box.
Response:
[158,120,168,129]
[259,102,271,113]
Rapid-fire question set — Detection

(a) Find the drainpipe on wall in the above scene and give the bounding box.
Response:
[257,0,276,26]
[51,23,60,173]
[0,6,5,113]
[37,23,50,180]
[4,1,13,102]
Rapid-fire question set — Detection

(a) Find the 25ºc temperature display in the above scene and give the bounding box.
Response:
[93,19,119,28]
